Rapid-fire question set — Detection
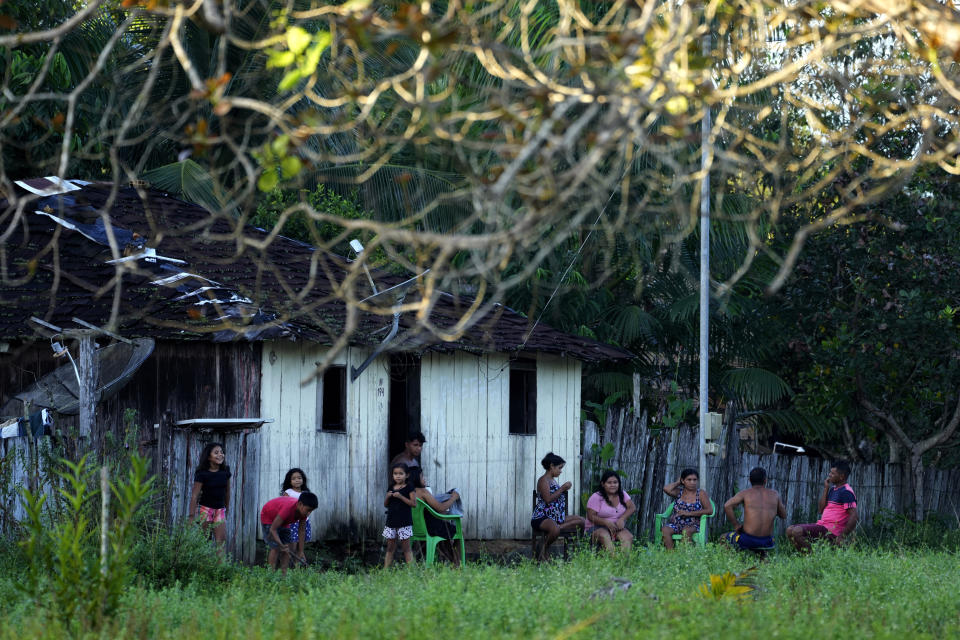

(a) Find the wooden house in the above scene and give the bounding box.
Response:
[0,179,631,561]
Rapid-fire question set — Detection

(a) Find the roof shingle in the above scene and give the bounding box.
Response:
[0,183,633,362]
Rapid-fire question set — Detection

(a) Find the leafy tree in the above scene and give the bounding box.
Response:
[766,167,960,518]
[0,0,136,179]
[249,183,376,257]
[505,211,793,423]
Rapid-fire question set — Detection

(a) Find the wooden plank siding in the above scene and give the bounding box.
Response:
[161,427,260,562]
[1,341,265,561]
[420,352,582,540]
[2,338,583,558]
[596,407,960,541]
[258,341,389,541]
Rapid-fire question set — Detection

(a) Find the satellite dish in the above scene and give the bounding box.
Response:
[14,338,155,415]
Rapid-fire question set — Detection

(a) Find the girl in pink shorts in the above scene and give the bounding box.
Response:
[189,442,232,550]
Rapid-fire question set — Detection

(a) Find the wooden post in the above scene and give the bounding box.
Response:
[78,334,98,442]
[100,465,109,576]
[582,419,598,497]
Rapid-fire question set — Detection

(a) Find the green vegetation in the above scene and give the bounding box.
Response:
[1,543,958,638]
[763,167,960,512]
[16,453,154,633]
[2,453,956,638]
[249,184,373,255]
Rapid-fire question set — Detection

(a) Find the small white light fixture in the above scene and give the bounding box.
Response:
[50,339,82,386]
[349,238,377,295]
[773,442,805,454]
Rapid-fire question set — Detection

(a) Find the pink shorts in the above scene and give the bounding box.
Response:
[197,505,226,524]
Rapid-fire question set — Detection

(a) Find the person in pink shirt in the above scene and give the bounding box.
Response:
[786,460,858,552]
[260,493,318,573]
[585,470,636,554]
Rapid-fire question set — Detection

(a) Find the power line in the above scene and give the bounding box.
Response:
[520,184,621,351]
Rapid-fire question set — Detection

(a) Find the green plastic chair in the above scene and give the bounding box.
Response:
[654,499,716,547]
[411,498,466,566]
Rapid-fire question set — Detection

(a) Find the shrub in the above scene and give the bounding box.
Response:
[131,519,239,590]
[17,452,154,633]
[866,508,960,550]
[250,185,372,255]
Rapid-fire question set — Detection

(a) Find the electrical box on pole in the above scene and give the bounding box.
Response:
[705,412,723,441]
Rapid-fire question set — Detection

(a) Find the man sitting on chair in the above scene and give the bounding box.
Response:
[723,467,786,552]
[786,460,858,552]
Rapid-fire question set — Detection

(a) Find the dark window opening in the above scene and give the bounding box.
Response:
[319,365,347,432]
[388,354,421,462]
[509,357,537,435]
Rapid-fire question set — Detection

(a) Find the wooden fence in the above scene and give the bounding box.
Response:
[0,433,47,532]
[0,423,263,564]
[7,404,960,552]
[584,407,960,541]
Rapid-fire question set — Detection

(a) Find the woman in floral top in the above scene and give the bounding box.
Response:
[661,468,713,548]
[531,452,585,560]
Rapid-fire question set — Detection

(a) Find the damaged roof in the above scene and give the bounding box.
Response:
[0,179,633,362]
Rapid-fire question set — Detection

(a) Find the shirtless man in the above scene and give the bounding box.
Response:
[723,467,786,552]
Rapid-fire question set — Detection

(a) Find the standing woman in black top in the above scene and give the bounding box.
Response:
[189,442,232,550]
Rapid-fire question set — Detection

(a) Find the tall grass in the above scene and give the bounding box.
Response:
[0,544,957,639]
[130,520,240,590]
[863,509,960,550]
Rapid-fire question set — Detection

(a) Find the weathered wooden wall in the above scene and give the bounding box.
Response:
[0,434,49,529]
[0,424,262,562]
[419,352,582,539]
[4,338,585,557]
[590,407,960,541]
[0,340,263,561]
[259,341,390,540]
[1,341,261,450]
[258,345,582,541]
[102,341,262,443]
[159,426,261,563]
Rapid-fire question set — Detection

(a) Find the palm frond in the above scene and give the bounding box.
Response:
[609,305,659,344]
[749,408,841,442]
[667,292,699,324]
[584,371,634,398]
[142,160,231,214]
[720,367,793,407]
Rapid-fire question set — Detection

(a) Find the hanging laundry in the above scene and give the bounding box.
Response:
[28,410,53,439]
[0,417,26,439]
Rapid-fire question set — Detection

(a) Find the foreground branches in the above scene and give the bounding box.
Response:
[2,0,960,351]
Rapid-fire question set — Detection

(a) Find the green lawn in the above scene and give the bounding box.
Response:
[2,544,957,639]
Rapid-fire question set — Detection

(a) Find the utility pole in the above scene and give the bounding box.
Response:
[698,34,712,491]
[78,332,98,441]
[30,316,132,447]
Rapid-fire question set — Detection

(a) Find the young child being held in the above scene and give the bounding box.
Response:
[383,462,417,567]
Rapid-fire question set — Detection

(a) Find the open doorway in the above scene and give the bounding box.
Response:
[388,353,421,466]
